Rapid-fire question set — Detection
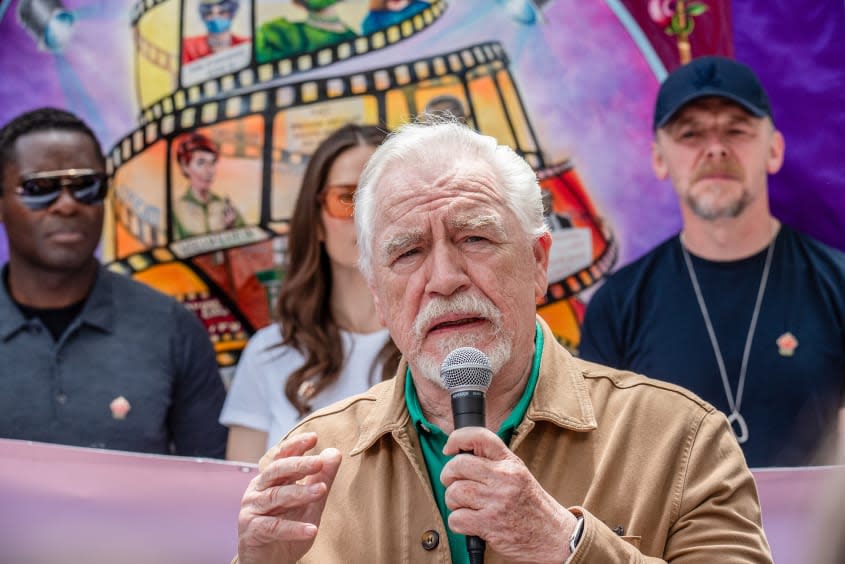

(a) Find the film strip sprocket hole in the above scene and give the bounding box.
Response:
[132,0,448,124]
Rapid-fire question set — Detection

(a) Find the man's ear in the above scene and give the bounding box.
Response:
[767,129,785,175]
[369,283,387,327]
[651,139,669,181]
[533,232,552,303]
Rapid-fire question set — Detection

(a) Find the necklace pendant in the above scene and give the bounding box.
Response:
[727,411,749,444]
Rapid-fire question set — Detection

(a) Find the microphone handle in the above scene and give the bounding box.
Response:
[450,390,487,563]
[450,389,486,428]
[467,535,485,564]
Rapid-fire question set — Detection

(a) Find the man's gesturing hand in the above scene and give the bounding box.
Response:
[237,432,342,564]
[441,427,579,564]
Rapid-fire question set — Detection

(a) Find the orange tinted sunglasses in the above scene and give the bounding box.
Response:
[318,184,356,219]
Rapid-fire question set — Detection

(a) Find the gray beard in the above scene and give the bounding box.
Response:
[409,293,511,388]
[413,336,512,389]
[687,190,752,221]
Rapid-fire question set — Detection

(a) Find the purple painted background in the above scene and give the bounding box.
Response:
[733,0,845,252]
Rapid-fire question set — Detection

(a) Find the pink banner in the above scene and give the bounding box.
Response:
[1,439,842,562]
[0,439,256,564]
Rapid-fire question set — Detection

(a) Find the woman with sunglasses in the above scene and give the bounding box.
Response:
[220,124,399,463]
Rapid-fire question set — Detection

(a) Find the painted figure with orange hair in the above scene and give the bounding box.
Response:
[172,131,244,240]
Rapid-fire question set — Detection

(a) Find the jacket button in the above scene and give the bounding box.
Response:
[421,530,439,550]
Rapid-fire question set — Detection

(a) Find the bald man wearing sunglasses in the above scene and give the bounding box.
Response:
[0,107,228,457]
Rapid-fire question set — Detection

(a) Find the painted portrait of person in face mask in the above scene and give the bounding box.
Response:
[182,0,250,64]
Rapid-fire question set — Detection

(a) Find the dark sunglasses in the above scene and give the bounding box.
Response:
[15,168,109,210]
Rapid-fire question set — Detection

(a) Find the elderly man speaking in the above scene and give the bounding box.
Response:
[234,120,772,563]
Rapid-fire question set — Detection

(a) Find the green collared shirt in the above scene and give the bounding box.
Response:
[405,323,544,564]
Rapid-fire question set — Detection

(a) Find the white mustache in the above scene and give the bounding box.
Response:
[413,293,502,338]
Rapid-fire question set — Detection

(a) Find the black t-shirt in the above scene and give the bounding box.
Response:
[580,225,845,467]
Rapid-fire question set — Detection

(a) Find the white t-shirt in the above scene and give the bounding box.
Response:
[219,323,392,450]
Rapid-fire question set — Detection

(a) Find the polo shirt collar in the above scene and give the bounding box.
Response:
[0,266,28,341]
[76,264,116,333]
[350,315,597,455]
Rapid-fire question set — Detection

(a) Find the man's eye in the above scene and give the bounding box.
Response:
[398,248,420,259]
[680,130,699,139]
[464,236,487,244]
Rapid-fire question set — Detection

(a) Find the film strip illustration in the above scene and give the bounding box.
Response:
[108,36,617,365]
[106,248,255,370]
[108,40,513,173]
[134,27,179,77]
[131,0,448,125]
[129,0,169,23]
[538,161,618,304]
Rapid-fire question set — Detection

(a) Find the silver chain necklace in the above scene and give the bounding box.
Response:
[679,232,776,444]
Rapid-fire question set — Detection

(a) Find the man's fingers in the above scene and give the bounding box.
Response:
[443,478,485,511]
[253,454,326,491]
[443,427,510,460]
[441,451,497,487]
[243,515,319,544]
[245,481,329,515]
[447,507,483,538]
[272,432,319,460]
[309,448,342,488]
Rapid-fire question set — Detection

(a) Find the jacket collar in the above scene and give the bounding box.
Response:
[350,316,597,455]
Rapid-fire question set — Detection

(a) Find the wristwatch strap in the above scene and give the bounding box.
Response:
[568,514,585,555]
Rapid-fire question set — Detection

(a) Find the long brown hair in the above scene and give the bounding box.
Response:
[277,123,400,416]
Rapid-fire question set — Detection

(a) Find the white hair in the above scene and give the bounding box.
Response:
[355,118,548,281]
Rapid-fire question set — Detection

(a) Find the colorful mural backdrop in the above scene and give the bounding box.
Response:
[1,0,843,374]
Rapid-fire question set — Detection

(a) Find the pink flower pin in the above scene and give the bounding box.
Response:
[776,332,798,357]
[110,396,132,420]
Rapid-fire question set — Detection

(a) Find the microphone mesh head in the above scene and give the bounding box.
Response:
[440,347,493,391]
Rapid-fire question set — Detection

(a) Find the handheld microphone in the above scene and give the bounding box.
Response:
[440,347,493,564]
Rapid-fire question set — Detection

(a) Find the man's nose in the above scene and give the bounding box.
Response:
[704,132,729,159]
[425,243,470,297]
[49,187,81,214]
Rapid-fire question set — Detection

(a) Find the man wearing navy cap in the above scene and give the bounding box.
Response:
[581,56,845,467]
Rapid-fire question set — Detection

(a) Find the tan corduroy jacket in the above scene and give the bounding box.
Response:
[249,318,772,563]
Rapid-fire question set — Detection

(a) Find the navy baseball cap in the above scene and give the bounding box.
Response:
[653,56,772,130]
